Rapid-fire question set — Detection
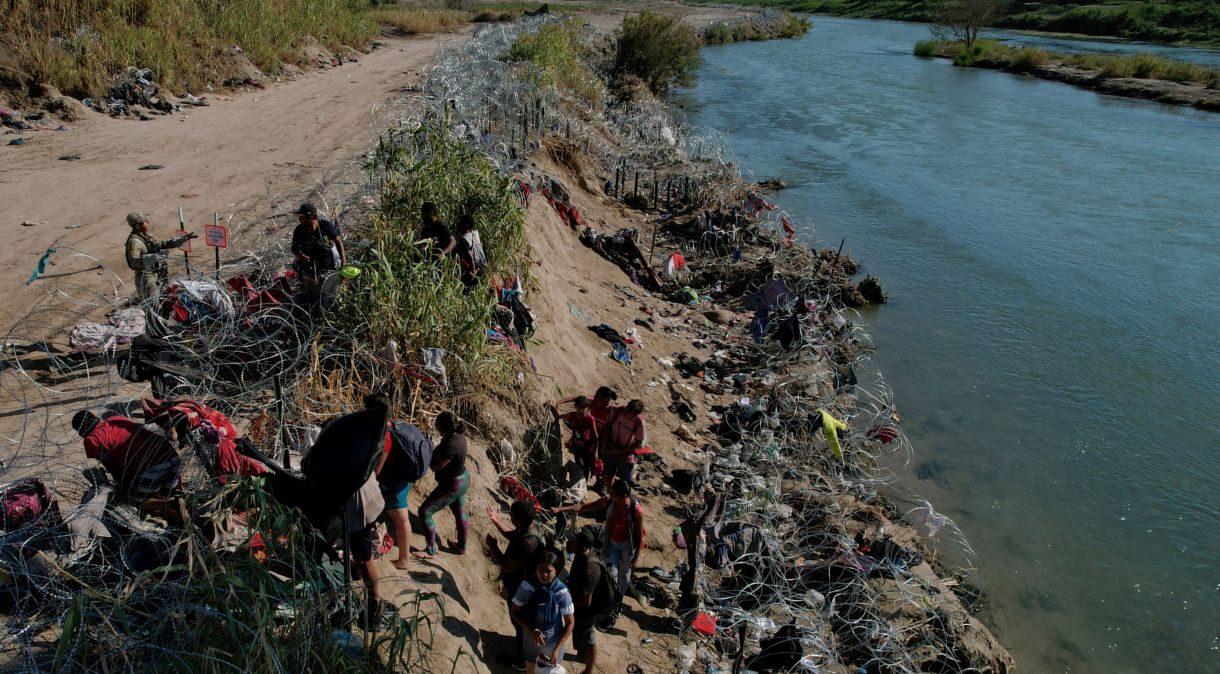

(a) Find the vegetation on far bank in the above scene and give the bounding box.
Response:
[704,10,812,44]
[685,0,1220,46]
[915,38,1220,87]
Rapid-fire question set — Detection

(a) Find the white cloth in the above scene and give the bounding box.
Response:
[421,347,448,387]
[463,230,487,267]
[69,308,147,352]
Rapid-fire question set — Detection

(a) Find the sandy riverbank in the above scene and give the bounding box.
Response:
[1,6,1010,672]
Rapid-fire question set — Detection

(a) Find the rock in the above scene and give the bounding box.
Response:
[703,309,735,325]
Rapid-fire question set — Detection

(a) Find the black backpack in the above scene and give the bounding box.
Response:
[587,555,622,614]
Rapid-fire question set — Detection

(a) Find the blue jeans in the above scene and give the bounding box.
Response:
[606,540,634,596]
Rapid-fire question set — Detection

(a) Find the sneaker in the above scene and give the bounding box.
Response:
[497,655,526,671]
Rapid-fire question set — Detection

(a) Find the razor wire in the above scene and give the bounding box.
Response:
[0,84,471,670]
[0,13,999,674]
[410,15,996,673]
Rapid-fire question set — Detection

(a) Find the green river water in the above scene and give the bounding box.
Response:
[681,16,1220,673]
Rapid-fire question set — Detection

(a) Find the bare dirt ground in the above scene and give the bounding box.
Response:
[0,31,463,329]
[0,6,757,673]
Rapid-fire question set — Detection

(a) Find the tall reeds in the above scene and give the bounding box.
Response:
[332,122,528,393]
[2,0,376,97]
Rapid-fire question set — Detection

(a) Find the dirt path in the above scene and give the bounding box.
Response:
[0,30,466,330]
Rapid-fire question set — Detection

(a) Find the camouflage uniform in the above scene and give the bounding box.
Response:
[124,213,183,303]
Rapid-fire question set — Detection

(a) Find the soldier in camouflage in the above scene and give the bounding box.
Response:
[124,212,196,303]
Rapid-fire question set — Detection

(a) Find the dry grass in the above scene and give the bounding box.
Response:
[365,7,472,34]
[2,0,376,98]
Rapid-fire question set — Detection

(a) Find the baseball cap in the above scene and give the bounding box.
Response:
[294,203,318,217]
[567,529,596,549]
[126,212,149,226]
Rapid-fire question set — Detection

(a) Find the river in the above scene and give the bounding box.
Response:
[680,16,1220,674]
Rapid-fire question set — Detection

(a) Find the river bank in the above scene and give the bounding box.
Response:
[917,39,1220,111]
[0,10,1013,672]
[684,0,1220,46]
[438,14,1015,672]
[686,16,1220,672]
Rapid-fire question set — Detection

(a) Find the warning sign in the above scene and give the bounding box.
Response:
[204,224,228,248]
[175,230,192,253]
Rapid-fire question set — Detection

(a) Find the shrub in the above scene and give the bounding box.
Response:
[705,22,731,45]
[504,20,602,105]
[612,11,702,95]
[1009,47,1050,71]
[913,39,940,57]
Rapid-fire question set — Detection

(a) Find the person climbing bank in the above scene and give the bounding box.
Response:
[510,551,576,674]
[415,411,470,559]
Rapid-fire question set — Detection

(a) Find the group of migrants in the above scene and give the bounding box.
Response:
[70,386,649,674]
[105,203,649,673]
[124,200,486,310]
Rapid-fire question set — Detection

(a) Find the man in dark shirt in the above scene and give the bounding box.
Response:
[420,202,455,259]
[290,202,346,277]
[486,499,543,670]
[565,529,606,674]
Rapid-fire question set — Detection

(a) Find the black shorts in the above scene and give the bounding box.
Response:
[348,524,375,563]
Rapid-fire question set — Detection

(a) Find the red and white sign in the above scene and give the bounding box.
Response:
[175,230,192,253]
[204,224,228,248]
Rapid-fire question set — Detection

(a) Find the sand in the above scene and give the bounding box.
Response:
[0,6,1009,673]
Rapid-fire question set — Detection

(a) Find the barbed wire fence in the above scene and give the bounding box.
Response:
[0,13,1004,674]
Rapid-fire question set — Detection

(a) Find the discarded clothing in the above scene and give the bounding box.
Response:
[816,408,848,460]
[70,309,147,352]
[26,247,55,285]
[420,347,448,387]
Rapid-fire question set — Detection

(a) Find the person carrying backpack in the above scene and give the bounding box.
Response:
[414,411,470,559]
[377,415,434,571]
[564,529,620,674]
[511,551,575,674]
[602,479,645,599]
[552,479,645,601]
[487,500,544,670]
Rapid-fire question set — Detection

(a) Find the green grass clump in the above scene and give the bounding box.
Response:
[1059,50,1216,83]
[340,123,527,388]
[913,39,940,57]
[4,0,378,99]
[702,11,811,44]
[505,20,603,105]
[1009,46,1051,71]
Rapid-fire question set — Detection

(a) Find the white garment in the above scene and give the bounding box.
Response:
[463,230,487,267]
